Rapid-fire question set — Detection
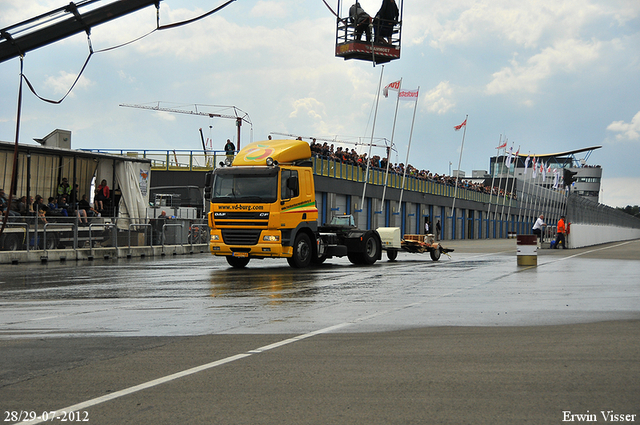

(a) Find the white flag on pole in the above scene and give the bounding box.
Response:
[505,145,513,168]
[398,89,419,101]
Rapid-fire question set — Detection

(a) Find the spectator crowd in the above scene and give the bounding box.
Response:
[309,139,516,200]
[0,178,111,225]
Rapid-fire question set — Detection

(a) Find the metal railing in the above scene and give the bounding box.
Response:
[80,149,226,171]
[0,216,209,253]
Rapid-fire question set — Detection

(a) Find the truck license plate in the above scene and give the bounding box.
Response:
[233,252,249,258]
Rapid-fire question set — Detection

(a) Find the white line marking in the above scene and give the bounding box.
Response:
[16,297,443,425]
[15,320,358,424]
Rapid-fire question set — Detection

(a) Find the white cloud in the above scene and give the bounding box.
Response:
[485,38,602,95]
[155,111,177,122]
[606,111,640,141]
[251,1,288,19]
[410,0,630,50]
[44,71,94,96]
[117,70,136,83]
[289,98,325,120]
[600,177,640,208]
[0,1,61,26]
[422,81,455,115]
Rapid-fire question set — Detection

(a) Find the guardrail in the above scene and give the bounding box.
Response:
[42,222,75,258]
[80,149,227,171]
[0,216,209,255]
[161,222,183,255]
[89,222,117,260]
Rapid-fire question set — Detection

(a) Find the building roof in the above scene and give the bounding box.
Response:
[514,146,602,158]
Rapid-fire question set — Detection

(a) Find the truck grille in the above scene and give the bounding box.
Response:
[214,211,269,227]
[214,212,269,219]
[222,229,261,245]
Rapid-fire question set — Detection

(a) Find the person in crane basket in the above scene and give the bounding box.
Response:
[374,0,399,44]
[349,2,372,42]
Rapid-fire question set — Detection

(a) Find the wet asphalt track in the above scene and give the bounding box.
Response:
[1,239,639,338]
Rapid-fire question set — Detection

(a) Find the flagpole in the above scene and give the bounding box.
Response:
[526,161,536,231]
[553,178,561,226]
[499,141,510,235]
[518,153,531,231]
[451,114,468,213]
[381,78,402,216]
[506,145,520,234]
[551,169,560,225]
[487,135,502,238]
[530,157,536,219]
[541,163,550,222]
[360,65,385,213]
[534,160,544,221]
[398,86,420,210]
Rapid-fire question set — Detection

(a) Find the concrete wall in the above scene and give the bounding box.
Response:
[568,224,640,248]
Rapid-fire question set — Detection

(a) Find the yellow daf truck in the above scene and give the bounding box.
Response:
[204,139,382,268]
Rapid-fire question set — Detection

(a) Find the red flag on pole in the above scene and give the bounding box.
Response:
[454,118,467,131]
[496,141,507,149]
[383,80,401,98]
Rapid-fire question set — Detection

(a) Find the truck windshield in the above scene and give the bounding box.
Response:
[211,168,278,203]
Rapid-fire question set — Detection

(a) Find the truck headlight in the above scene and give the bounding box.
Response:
[211,235,220,241]
[263,235,280,242]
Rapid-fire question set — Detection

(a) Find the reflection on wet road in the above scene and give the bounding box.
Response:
[1,246,639,338]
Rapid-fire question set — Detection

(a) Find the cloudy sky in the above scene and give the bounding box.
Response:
[1,0,639,207]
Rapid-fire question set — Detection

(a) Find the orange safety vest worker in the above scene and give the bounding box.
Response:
[557,218,566,234]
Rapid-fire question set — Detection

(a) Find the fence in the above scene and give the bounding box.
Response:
[567,193,640,228]
[0,215,209,261]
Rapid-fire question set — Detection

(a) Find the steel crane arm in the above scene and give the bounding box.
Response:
[0,0,160,64]
[119,103,252,126]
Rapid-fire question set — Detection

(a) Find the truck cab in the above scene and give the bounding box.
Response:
[205,139,381,269]
[206,140,318,268]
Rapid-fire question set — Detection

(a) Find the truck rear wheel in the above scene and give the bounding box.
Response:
[287,233,312,268]
[226,255,250,268]
[386,249,398,261]
[360,232,379,265]
[349,232,380,265]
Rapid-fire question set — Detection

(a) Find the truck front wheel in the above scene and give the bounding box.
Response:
[287,233,312,268]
